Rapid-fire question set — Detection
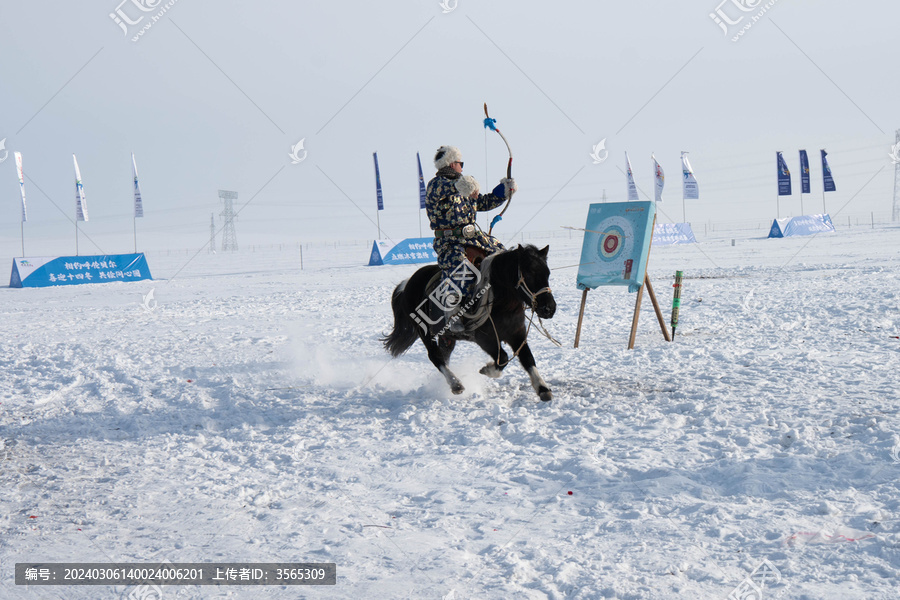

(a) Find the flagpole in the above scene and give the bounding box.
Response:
[776,151,781,219]
[133,214,137,253]
[21,222,24,257]
[76,221,79,256]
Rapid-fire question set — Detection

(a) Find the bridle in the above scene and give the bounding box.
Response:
[515,268,552,311]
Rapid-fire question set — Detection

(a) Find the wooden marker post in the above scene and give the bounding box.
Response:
[671,270,684,339]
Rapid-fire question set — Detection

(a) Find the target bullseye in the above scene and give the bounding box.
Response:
[603,235,619,254]
[594,217,634,263]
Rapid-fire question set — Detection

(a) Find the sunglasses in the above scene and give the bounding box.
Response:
[456,161,464,168]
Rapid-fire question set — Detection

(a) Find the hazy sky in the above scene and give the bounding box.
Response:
[1,0,898,258]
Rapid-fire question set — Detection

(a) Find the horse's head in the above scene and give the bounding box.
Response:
[513,244,556,319]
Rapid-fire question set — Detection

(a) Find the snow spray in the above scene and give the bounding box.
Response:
[671,271,683,339]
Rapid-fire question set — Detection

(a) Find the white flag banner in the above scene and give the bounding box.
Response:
[132,153,144,218]
[625,151,639,201]
[74,154,89,222]
[652,153,664,203]
[15,151,27,222]
[681,151,699,200]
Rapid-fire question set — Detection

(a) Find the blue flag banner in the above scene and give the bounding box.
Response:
[768,214,835,238]
[799,149,810,194]
[368,238,437,266]
[821,149,836,192]
[777,152,792,196]
[10,253,153,288]
[576,201,656,293]
[416,152,427,210]
[373,152,384,211]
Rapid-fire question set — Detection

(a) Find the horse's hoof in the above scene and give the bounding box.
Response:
[479,364,502,379]
[538,388,552,402]
[451,383,465,395]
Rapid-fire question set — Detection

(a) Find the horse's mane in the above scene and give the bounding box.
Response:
[484,245,547,289]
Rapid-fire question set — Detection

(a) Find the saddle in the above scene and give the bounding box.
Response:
[424,246,494,335]
[465,246,486,268]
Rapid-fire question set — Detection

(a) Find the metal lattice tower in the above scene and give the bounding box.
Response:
[893,129,900,222]
[208,213,216,253]
[218,190,238,251]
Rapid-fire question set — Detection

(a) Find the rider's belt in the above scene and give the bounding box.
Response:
[434,224,477,239]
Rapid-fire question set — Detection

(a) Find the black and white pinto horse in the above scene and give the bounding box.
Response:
[382,245,557,401]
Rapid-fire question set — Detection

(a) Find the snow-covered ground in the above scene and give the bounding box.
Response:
[2,225,899,599]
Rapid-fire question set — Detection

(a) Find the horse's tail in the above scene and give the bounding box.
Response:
[382,280,419,357]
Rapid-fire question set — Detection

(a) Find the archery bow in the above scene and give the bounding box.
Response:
[483,103,513,235]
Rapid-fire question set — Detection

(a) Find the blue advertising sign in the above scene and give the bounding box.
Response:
[768,214,835,238]
[10,253,153,288]
[576,201,656,293]
[368,238,437,266]
[652,222,697,245]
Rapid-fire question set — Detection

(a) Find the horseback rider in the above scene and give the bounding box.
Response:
[426,145,516,332]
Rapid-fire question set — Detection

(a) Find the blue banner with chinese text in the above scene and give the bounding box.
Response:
[10,253,153,288]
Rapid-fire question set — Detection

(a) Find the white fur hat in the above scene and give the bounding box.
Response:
[434,145,463,170]
[455,175,480,197]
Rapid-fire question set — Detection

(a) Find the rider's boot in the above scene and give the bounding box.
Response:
[442,291,466,334]
[448,311,466,333]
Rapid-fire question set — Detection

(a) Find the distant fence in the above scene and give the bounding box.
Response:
[149,213,898,271]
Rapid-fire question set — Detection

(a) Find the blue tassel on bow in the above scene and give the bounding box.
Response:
[483,117,497,131]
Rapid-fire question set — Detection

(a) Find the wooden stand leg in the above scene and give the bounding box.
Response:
[574,288,589,348]
[627,281,645,350]
[644,275,672,342]
[627,212,661,350]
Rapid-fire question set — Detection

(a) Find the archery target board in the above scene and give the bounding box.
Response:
[576,201,656,291]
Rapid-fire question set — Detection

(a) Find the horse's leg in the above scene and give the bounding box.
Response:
[473,329,509,379]
[422,334,464,394]
[504,328,552,401]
